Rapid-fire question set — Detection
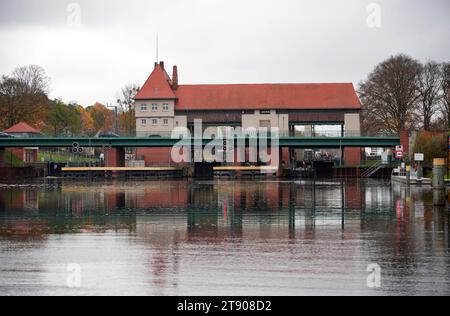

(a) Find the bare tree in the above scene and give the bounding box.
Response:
[359,54,422,134]
[116,84,140,135]
[440,62,450,129]
[12,65,50,95]
[417,61,442,131]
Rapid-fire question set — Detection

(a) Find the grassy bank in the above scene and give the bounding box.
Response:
[38,151,100,163]
[2,151,24,167]
[2,151,99,166]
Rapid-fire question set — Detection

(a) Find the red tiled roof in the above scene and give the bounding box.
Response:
[134,64,177,100]
[175,83,361,111]
[4,122,41,133]
[134,63,361,110]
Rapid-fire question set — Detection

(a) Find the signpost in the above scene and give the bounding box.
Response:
[414,153,424,162]
[395,145,404,160]
[414,153,424,180]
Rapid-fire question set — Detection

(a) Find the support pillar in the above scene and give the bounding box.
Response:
[0,148,5,167]
[344,148,361,166]
[343,113,362,166]
[281,147,291,169]
[277,147,284,178]
[400,130,410,157]
[104,148,126,167]
[433,158,446,206]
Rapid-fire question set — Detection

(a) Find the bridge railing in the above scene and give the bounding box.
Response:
[13,130,399,139]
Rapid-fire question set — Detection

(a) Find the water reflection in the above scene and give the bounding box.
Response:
[0,180,449,296]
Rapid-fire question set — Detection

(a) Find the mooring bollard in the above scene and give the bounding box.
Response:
[433,159,446,190]
[433,158,446,206]
[406,165,411,186]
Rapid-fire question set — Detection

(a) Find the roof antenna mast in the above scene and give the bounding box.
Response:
[156,33,159,63]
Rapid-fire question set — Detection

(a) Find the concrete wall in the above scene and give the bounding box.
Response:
[136,148,174,166]
[344,113,361,165]
[242,110,289,133]
[344,113,361,136]
[104,148,125,167]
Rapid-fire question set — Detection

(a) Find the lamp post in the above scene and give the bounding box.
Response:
[107,103,119,135]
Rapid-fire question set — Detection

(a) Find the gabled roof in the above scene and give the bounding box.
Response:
[134,62,362,111]
[134,64,177,100]
[4,122,41,134]
[174,83,361,111]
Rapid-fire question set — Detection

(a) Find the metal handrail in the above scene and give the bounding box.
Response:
[14,130,400,139]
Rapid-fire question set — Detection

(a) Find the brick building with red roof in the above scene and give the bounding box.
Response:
[3,122,42,164]
[134,62,362,166]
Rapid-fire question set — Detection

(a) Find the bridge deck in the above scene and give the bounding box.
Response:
[62,167,182,172]
[214,166,278,172]
[0,136,400,149]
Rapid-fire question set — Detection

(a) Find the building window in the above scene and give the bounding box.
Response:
[141,104,148,112]
[25,151,34,163]
[163,103,169,112]
[260,110,271,115]
[152,119,158,126]
[163,119,169,126]
[141,119,147,126]
[152,104,158,111]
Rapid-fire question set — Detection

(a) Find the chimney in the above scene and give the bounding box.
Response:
[160,61,165,69]
[172,65,178,90]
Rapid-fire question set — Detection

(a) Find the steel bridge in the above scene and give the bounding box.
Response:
[0,136,400,149]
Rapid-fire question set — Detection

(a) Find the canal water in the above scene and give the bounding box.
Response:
[0,179,449,296]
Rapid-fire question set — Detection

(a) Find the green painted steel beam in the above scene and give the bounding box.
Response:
[0,136,400,149]
[278,136,401,148]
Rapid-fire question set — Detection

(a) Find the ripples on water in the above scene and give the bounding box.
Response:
[0,179,449,296]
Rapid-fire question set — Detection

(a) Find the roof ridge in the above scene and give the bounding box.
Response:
[4,122,41,133]
[177,82,354,87]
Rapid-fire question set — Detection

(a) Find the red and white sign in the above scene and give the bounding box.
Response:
[396,151,404,159]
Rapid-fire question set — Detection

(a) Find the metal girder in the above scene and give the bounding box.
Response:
[0,136,400,149]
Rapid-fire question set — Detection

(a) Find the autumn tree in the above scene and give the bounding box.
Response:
[117,84,139,135]
[86,103,114,133]
[417,61,442,131]
[359,54,422,134]
[0,65,50,129]
[75,105,95,136]
[45,100,82,136]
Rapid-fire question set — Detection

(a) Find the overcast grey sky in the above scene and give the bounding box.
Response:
[0,0,449,106]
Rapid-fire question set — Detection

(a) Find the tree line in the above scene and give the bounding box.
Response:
[0,65,139,136]
[1,57,450,136]
[359,54,450,133]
